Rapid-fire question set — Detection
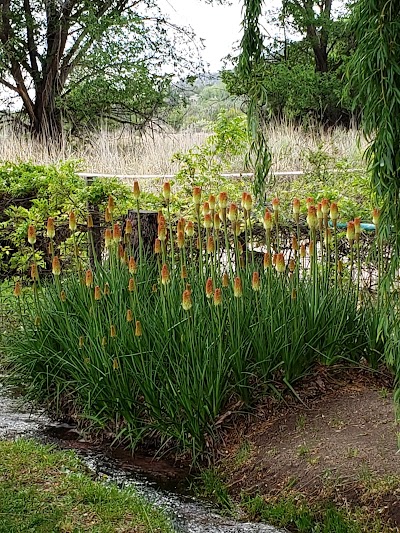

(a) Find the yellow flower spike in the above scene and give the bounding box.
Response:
[209,195,216,211]
[177,230,185,249]
[69,211,77,231]
[85,270,93,288]
[185,221,194,237]
[177,217,186,233]
[289,259,296,273]
[79,336,84,349]
[321,198,330,215]
[219,191,228,209]
[105,207,112,224]
[330,202,339,227]
[133,180,140,200]
[27,224,36,245]
[128,278,135,292]
[181,265,188,279]
[213,288,222,306]
[158,222,167,242]
[205,277,213,298]
[163,181,171,202]
[306,197,315,208]
[252,271,260,291]
[94,285,101,301]
[14,281,22,297]
[101,336,107,347]
[104,282,110,295]
[300,244,306,259]
[243,192,253,212]
[346,221,355,244]
[213,213,221,230]
[182,289,192,311]
[203,213,212,229]
[263,252,271,270]
[125,219,133,235]
[30,263,38,280]
[60,290,67,302]
[193,186,202,206]
[157,211,165,225]
[126,309,133,322]
[87,214,93,228]
[233,276,242,297]
[292,236,299,251]
[309,241,315,256]
[34,316,41,327]
[207,235,214,254]
[272,197,280,212]
[52,256,61,276]
[317,203,323,220]
[113,358,119,370]
[110,324,117,338]
[154,238,161,254]
[135,320,142,337]
[202,201,210,216]
[222,272,229,287]
[263,209,273,231]
[306,205,318,230]
[292,198,300,219]
[104,228,112,248]
[118,243,125,261]
[275,253,286,273]
[129,257,137,275]
[113,223,122,242]
[161,264,170,285]
[46,217,55,239]
[107,195,115,214]
[227,203,238,222]
[372,208,380,227]
[354,217,362,242]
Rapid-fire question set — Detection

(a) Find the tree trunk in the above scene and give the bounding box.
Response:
[127,210,158,259]
[30,89,63,141]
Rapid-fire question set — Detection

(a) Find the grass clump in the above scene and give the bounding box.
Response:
[0,438,173,533]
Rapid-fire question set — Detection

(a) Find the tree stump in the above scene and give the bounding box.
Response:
[127,209,158,259]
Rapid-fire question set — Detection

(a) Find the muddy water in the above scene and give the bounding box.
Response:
[0,384,284,533]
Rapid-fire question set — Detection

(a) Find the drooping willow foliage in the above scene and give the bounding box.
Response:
[237,0,272,203]
[348,0,400,283]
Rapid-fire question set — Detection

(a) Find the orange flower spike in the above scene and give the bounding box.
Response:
[202,201,210,216]
[213,288,222,306]
[181,265,188,279]
[321,198,330,215]
[157,211,165,225]
[105,206,112,224]
[177,230,185,249]
[14,281,22,297]
[129,257,137,275]
[163,181,171,202]
[272,197,280,212]
[263,252,271,269]
[252,271,260,291]
[222,272,229,287]
[158,222,167,242]
[354,217,362,241]
[213,213,221,230]
[128,278,135,292]
[46,218,55,239]
[306,205,318,230]
[193,186,202,206]
[161,264,170,285]
[110,324,117,338]
[118,243,125,261]
[27,224,36,245]
[185,221,194,237]
[330,202,339,224]
[113,223,122,242]
[233,276,243,297]
[182,289,192,311]
[228,203,238,222]
[30,263,38,280]
[243,192,253,212]
[94,285,101,301]
[69,211,77,231]
[275,252,286,273]
[203,213,212,229]
[177,217,185,233]
[289,259,296,273]
[126,309,133,322]
[104,228,112,248]
[347,221,355,243]
[292,236,299,251]
[52,256,61,276]
[306,197,315,208]
[263,209,273,231]
[85,269,93,288]
[133,180,140,200]
[205,277,213,298]
[292,198,301,216]
[107,195,115,214]
[154,238,161,254]
[125,219,133,235]
[135,320,142,337]
[317,203,323,220]
[372,208,380,227]
[207,235,215,254]
[219,192,228,209]
[209,195,216,211]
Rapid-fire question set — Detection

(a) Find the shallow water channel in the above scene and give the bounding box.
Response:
[0,384,284,532]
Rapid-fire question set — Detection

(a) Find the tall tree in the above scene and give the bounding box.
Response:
[0,0,201,139]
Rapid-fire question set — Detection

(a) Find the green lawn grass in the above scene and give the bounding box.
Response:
[0,439,173,533]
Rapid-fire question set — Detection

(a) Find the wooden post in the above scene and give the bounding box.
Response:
[127,209,158,259]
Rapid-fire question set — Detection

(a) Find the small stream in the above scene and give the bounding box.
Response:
[0,384,284,533]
